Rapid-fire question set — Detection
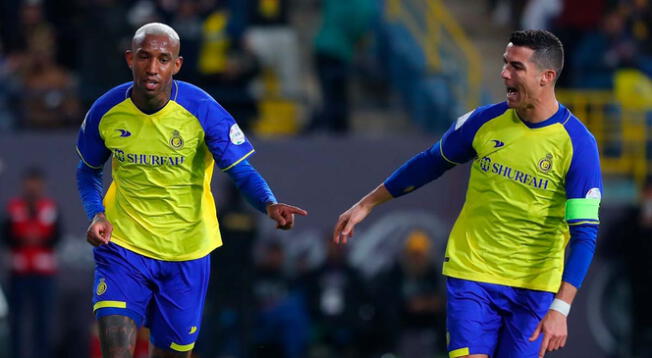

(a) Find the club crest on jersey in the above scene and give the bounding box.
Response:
[96,278,107,296]
[537,153,553,174]
[169,130,184,150]
[480,156,492,172]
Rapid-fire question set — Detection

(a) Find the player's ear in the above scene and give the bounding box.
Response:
[125,50,134,70]
[173,56,183,75]
[541,69,555,86]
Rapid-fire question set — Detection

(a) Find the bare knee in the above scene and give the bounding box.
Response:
[97,315,138,358]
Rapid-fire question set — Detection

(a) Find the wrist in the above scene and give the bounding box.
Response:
[93,212,106,220]
[549,298,571,317]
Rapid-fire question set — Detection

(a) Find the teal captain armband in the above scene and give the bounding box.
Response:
[565,198,600,221]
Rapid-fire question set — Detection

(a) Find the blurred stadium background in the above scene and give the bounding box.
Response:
[0,0,651,357]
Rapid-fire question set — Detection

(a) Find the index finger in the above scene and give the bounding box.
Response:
[539,333,550,358]
[333,217,347,243]
[283,205,308,216]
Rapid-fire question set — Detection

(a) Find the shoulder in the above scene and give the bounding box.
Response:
[562,109,598,149]
[88,82,132,119]
[454,102,510,131]
[173,80,228,118]
[83,82,132,131]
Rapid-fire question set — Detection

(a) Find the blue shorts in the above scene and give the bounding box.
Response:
[446,277,554,358]
[92,243,210,352]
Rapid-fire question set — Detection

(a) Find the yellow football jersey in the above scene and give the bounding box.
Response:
[77,81,254,260]
[439,102,601,292]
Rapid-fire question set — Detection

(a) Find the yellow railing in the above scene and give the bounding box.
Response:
[385,0,482,109]
[557,90,649,185]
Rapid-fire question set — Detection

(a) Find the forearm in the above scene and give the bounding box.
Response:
[383,141,454,197]
[561,225,597,288]
[225,160,277,213]
[76,161,105,219]
[356,184,393,210]
[555,281,578,304]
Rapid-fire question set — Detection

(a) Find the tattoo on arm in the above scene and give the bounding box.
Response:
[98,315,138,358]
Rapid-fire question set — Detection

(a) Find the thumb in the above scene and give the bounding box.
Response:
[529,321,542,342]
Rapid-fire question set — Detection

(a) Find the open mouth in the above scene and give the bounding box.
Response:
[144,79,159,90]
[506,86,519,99]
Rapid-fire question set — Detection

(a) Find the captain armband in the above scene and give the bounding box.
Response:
[565,198,600,224]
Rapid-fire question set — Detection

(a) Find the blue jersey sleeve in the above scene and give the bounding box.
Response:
[383,141,455,197]
[174,81,255,170]
[561,116,603,288]
[440,102,509,164]
[76,161,105,219]
[75,83,131,168]
[76,106,111,169]
[225,160,277,213]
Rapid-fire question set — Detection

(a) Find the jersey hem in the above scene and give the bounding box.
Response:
[442,269,559,293]
[110,237,220,261]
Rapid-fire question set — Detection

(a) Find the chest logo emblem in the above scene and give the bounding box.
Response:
[538,153,553,173]
[491,139,504,148]
[116,129,131,137]
[169,130,184,150]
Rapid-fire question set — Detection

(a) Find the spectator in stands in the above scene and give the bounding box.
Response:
[0,44,16,131]
[252,240,309,358]
[244,0,301,99]
[2,168,61,358]
[19,37,81,129]
[307,0,375,134]
[552,0,606,87]
[374,230,445,358]
[197,1,260,130]
[197,182,259,358]
[570,10,637,89]
[298,235,367,357]
[607,178,652,358]
[624,0,652,76]
[169,0,204,83]
[78,0,131,107]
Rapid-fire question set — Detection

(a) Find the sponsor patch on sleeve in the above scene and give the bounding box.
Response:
[229,124,245,145]
[585,187,601,200]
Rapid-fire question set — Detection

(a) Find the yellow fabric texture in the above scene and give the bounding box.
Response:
[442,109,573,292]
[98,98,222,261]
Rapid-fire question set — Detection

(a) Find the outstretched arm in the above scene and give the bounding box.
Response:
[226,160,307,230]
[333,184,393,244]
[333,141,456,244]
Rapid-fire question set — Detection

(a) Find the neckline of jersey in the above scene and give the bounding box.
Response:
[514,102,568,129]
[126,80,179,116]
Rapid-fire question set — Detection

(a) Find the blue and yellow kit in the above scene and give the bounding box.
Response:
[385,102,602,292]
[76,80,259,351]
[77,80,255,261]
[384,101,602,357]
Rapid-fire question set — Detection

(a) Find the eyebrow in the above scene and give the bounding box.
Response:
[503,55,525,69]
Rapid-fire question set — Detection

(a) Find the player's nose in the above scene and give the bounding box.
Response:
[500,66,510,80]
[145,58,158,74]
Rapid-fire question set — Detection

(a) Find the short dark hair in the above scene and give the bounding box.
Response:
[509,30,564,80]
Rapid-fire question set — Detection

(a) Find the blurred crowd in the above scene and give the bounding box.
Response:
[3,1,652,357]
[0,0,377,134]
[491,0,652,89]
[1,0,651,134]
